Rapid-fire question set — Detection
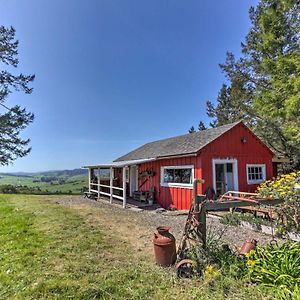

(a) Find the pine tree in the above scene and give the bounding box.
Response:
[0,26,34,165]
[198,121,206,131]
[206,0,300,167]
[188,126,196,133]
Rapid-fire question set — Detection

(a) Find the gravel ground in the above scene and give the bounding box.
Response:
[47,195,283,251]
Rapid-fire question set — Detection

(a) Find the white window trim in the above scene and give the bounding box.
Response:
[212,158,239,192]
[246,164,266,185]
[160,165,194,189]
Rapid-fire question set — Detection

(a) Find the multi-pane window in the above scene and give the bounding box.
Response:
[247,164,266,184]
[161,166,194,187]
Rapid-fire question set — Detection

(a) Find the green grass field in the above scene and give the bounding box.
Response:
[0,172,87,194]
[0,194,280,299]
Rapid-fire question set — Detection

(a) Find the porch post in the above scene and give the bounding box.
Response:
[88,168,91,192]
[110,167,113,203]
[98,167,100,199]
[122,167,127,208]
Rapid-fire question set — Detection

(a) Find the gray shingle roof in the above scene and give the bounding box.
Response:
[114,121,241,162]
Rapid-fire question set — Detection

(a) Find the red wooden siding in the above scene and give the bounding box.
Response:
[138,156,199,210]
[200,122,273,194]
[118,122,274,210]
[136,123,273,210]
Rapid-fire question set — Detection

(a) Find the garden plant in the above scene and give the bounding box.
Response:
[258,170,300,234]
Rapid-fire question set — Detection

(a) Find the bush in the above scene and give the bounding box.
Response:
[220,212,241,226]
[220,212,271,229]
[258,171,300,233]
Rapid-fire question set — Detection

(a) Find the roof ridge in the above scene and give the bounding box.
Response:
[141,120,242,146]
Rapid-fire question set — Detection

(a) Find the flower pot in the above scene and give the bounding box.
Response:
[288,231,300,242]
[261,225,273,235]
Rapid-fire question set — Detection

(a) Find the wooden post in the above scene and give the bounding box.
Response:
[199,205,207,249]
[88,168,91,192]
[229,192,233,214]
[193,179,199,207]
[193,178,205,212]
[98,167,100,199]
[193,178,206,248]
[110,167,113,203]
[122,167,127,208]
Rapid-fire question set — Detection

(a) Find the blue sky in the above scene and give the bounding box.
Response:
[1,0,258,172]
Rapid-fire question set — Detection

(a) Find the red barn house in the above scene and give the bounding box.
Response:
[85,121,277,210]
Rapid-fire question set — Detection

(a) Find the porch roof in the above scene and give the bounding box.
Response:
[83,157,156,169]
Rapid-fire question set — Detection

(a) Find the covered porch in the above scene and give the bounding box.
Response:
[84,158,155,208]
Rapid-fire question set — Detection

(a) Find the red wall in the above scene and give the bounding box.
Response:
[135,123,274,210]
[200,123,273,194]
[138,156,200,210]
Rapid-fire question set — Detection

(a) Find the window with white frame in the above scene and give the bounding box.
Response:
[246,164,266,184]
[161,165,194,188]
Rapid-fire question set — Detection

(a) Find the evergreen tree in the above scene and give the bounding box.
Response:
[198,120,206,131]
[188,126,196,133]
[0,26,34,165]
[206,0,300,167]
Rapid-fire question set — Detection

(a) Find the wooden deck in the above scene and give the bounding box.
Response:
[94,195,161,210]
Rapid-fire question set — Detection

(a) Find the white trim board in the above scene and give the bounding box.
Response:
[246,164,266,185]
[212,159,239,193]
[160,165,194,189]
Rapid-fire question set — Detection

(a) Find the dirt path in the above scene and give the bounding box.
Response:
[47,196,282,256]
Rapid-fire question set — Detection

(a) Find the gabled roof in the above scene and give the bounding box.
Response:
[114,121,241,162]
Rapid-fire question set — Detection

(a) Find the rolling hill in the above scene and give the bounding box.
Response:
[0,169,88,194]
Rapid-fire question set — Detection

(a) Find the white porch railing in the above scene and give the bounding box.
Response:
[88,166,127,208]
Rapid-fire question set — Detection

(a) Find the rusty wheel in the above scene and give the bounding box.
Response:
[175,259,195,278]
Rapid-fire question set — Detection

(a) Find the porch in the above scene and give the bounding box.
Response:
[84,158,155,208]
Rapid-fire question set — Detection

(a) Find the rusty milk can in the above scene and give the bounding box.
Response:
[153,226,176,266]
[239,239,257,256]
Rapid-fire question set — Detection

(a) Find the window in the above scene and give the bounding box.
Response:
[161,165,194,188]
[246,164,266,184]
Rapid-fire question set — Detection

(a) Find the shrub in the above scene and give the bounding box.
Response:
[220,212,241,226]
[258,171,300,233]
[220,212,271,229]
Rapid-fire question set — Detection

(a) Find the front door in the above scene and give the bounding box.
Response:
[215,162,235,196]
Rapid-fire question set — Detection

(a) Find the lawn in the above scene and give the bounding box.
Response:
[0,194,277,299]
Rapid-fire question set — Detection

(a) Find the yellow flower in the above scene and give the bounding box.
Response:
[247,260,256,267]
[205,265,215,274]
[204,265,221,282]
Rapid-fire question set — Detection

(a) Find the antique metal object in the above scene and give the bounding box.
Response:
[153,226,176,266]
[239,239,257,256]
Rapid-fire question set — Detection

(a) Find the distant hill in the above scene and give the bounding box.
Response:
[0,169,88,195]
[0,168,87,178]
